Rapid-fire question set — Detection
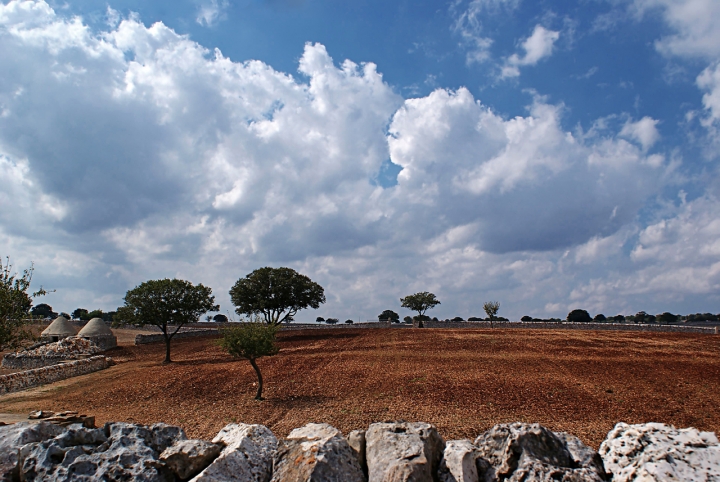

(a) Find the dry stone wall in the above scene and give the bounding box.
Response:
[0,356,111,395]
[1,420,717,481]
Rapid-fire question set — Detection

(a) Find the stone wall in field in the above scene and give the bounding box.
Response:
[420,320,718,333]
[134,329,220,345]
[1,419,718,481]
[0,356,111,395]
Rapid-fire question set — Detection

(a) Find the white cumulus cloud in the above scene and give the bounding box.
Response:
[501,25,560,78]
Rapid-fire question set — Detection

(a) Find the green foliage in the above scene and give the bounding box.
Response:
[229,267,325,325]
[521,315,533,322]
[483,301,500,328]
[218,321,279,400]
[400,292,440,317]
[116,278,218,363]
[567,309,592,323]
[218,321,279,361]
[378,310,399,322]
[403,316,412,323]
[593,314,607,322]
[72,308,89,320]
[31,303,55,319]
[657,312,678,324]
[0,258,49,350]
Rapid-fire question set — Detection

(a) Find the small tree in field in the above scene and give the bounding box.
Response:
[1,258,49,349]
[218,321,279,400]
[230,267,325,325]
[378,310,399,323]
[483,301,500,328]
[401,292,440,327]
[116,278,218,363]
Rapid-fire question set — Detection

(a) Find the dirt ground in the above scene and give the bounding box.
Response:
[1,328,718,449]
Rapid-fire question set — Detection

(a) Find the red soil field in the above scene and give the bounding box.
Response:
[1,328,718,449]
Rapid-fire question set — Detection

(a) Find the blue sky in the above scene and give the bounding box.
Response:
[1,0,720,321]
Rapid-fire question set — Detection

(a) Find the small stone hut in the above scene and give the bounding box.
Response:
[40,316,78,342]
[78,318,117,350]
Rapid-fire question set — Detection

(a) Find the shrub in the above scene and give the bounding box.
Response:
[316,316,325,322]
[344,319,353,324]
[325,318,339,325]
[403,316,412,323]
[593,314,607,322]
[451,316,464,322]
[521,315,533,322]
[213,314,229,323]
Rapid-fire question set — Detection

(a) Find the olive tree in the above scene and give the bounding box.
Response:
[483,301,500,328]
[0,258,49,349]
[116,278,218,363]
[401,292,440,326]
[218,320,279,400]
[229,267,325,325]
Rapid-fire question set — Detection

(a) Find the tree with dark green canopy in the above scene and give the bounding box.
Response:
[0,258,49,349]
[116,278,217,363]
[378,310,400,322]
[218,321,279,400]
[567,309,592,323]
[229,267,325,325]
[401,292,440,326]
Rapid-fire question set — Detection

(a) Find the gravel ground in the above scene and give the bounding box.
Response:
[0,327,718,449]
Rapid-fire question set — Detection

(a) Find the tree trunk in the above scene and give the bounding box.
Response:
[249,358,264,400]
[163,333,172,364]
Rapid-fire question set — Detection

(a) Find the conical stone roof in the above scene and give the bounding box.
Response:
[78,318,114,336]
[41,316,78,336]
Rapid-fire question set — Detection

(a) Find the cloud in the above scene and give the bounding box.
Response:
[451,0,520,65]
[501,25,560,78]
[196,0,229,27]
[0,0,705,321]
[619,116,661,151]
[631,0,720,59]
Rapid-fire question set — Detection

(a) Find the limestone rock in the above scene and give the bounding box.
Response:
[0,422,67,479]
[438,440,482,482]
[347,430,367,473]
[366,421,445,482]
[473,423,609,481]
[271,422,365,482]
[160,439,222,479]
[18,422,187,481]
[191,423,278,482]
[599,422,720,481]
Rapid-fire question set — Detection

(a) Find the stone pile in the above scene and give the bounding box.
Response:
[28,411,95,429]
[0,419,718,481]
[2,337,101,370]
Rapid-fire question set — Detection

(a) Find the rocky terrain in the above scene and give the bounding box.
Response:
[0,418,718,481]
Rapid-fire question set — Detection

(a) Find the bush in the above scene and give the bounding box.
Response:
[567,309,592,323]
[213,314,229,323]
[593,314,607,322]
[451,316,464,322]
[432,317,439,322]
[345,319,353,324]
[521,315,533,322]
[325,318,339,325]
[496,317,509,321]
[316,316,324,322]
[403,316,412,323]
